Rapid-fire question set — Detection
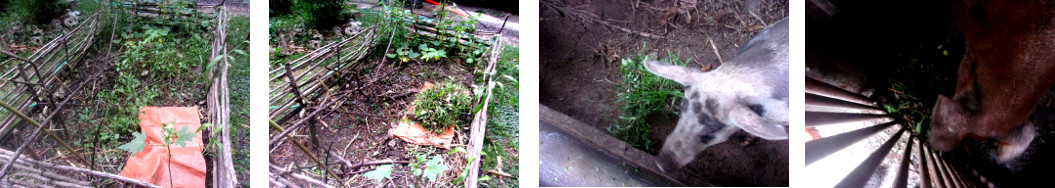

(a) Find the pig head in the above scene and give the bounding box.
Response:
[645,18,789,172]
[930,0,1055,162]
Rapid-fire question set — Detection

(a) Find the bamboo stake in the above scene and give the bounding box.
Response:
[465,38,502,188]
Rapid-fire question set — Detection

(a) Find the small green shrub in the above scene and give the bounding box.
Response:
[612,43,688,152]
[412,82,473,132]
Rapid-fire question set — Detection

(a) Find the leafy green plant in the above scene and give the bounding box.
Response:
[422,155,449,182]
[387,46,421,63]
[364,164,394,183]
[612,43,688,152]
[412,82,473,132]
[371,1,483,65]
[418,43,447,62]
[117,131,147,155]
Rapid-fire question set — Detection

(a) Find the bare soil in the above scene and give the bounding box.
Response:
[540,0,788,186]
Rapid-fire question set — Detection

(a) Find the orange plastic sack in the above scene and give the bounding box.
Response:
[120,107,206,188]
[391,82,457,149]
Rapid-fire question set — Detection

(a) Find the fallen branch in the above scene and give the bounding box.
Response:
[270,164,334,188]
[269,171,304,188]
[269,120,345,187]
[486,170,514,178]
[348,160,410,170]
[0,149,160,187]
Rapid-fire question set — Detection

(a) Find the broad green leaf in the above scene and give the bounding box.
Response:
[172,125,197,148]
[118,132,147,155]
[364,164,394,183]
[423,155,449,182]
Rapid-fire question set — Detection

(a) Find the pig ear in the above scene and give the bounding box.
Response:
[644,61,699,85]
[730,105,788,140]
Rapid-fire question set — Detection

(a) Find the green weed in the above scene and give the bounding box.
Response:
[412,82,473,132]
[612,43,688,153]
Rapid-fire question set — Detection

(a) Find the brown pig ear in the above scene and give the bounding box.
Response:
[644,61,700,85]
[730,105,788,140]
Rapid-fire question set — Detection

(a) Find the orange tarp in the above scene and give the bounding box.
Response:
[391,82,457,149]
[120,107,206,188]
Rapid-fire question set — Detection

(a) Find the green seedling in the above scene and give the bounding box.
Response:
[118,121,210,188]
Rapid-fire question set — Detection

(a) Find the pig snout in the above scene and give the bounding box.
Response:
[655,151,681,173]
[929,94,968,152]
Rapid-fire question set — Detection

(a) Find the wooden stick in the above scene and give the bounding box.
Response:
[465,39,502,188]
[0,114,48,180]
[707,36,723,64]
[486,170,514,178]
[0,149,160,187]
[270,165,333,188]
[269,120,346,187]
[270,172,303,188]
[207,6,238,188]
[348,160,410,170]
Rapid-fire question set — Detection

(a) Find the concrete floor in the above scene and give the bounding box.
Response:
[539,121,674,186]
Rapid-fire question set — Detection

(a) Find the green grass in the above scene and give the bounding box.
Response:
[611,43,688,153]
[227,15,250,129]
[480,45,519,187]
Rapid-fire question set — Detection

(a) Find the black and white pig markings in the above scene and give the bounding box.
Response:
[646,18,789,172]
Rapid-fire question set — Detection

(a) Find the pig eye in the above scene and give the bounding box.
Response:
[748,103,765,116]
[970,5,986,23]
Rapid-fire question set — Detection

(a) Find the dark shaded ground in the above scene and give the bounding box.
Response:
[540,0,787,186]
[807,0,1055,187]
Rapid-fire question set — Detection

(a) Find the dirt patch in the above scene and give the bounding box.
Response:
[540,0,787,186]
